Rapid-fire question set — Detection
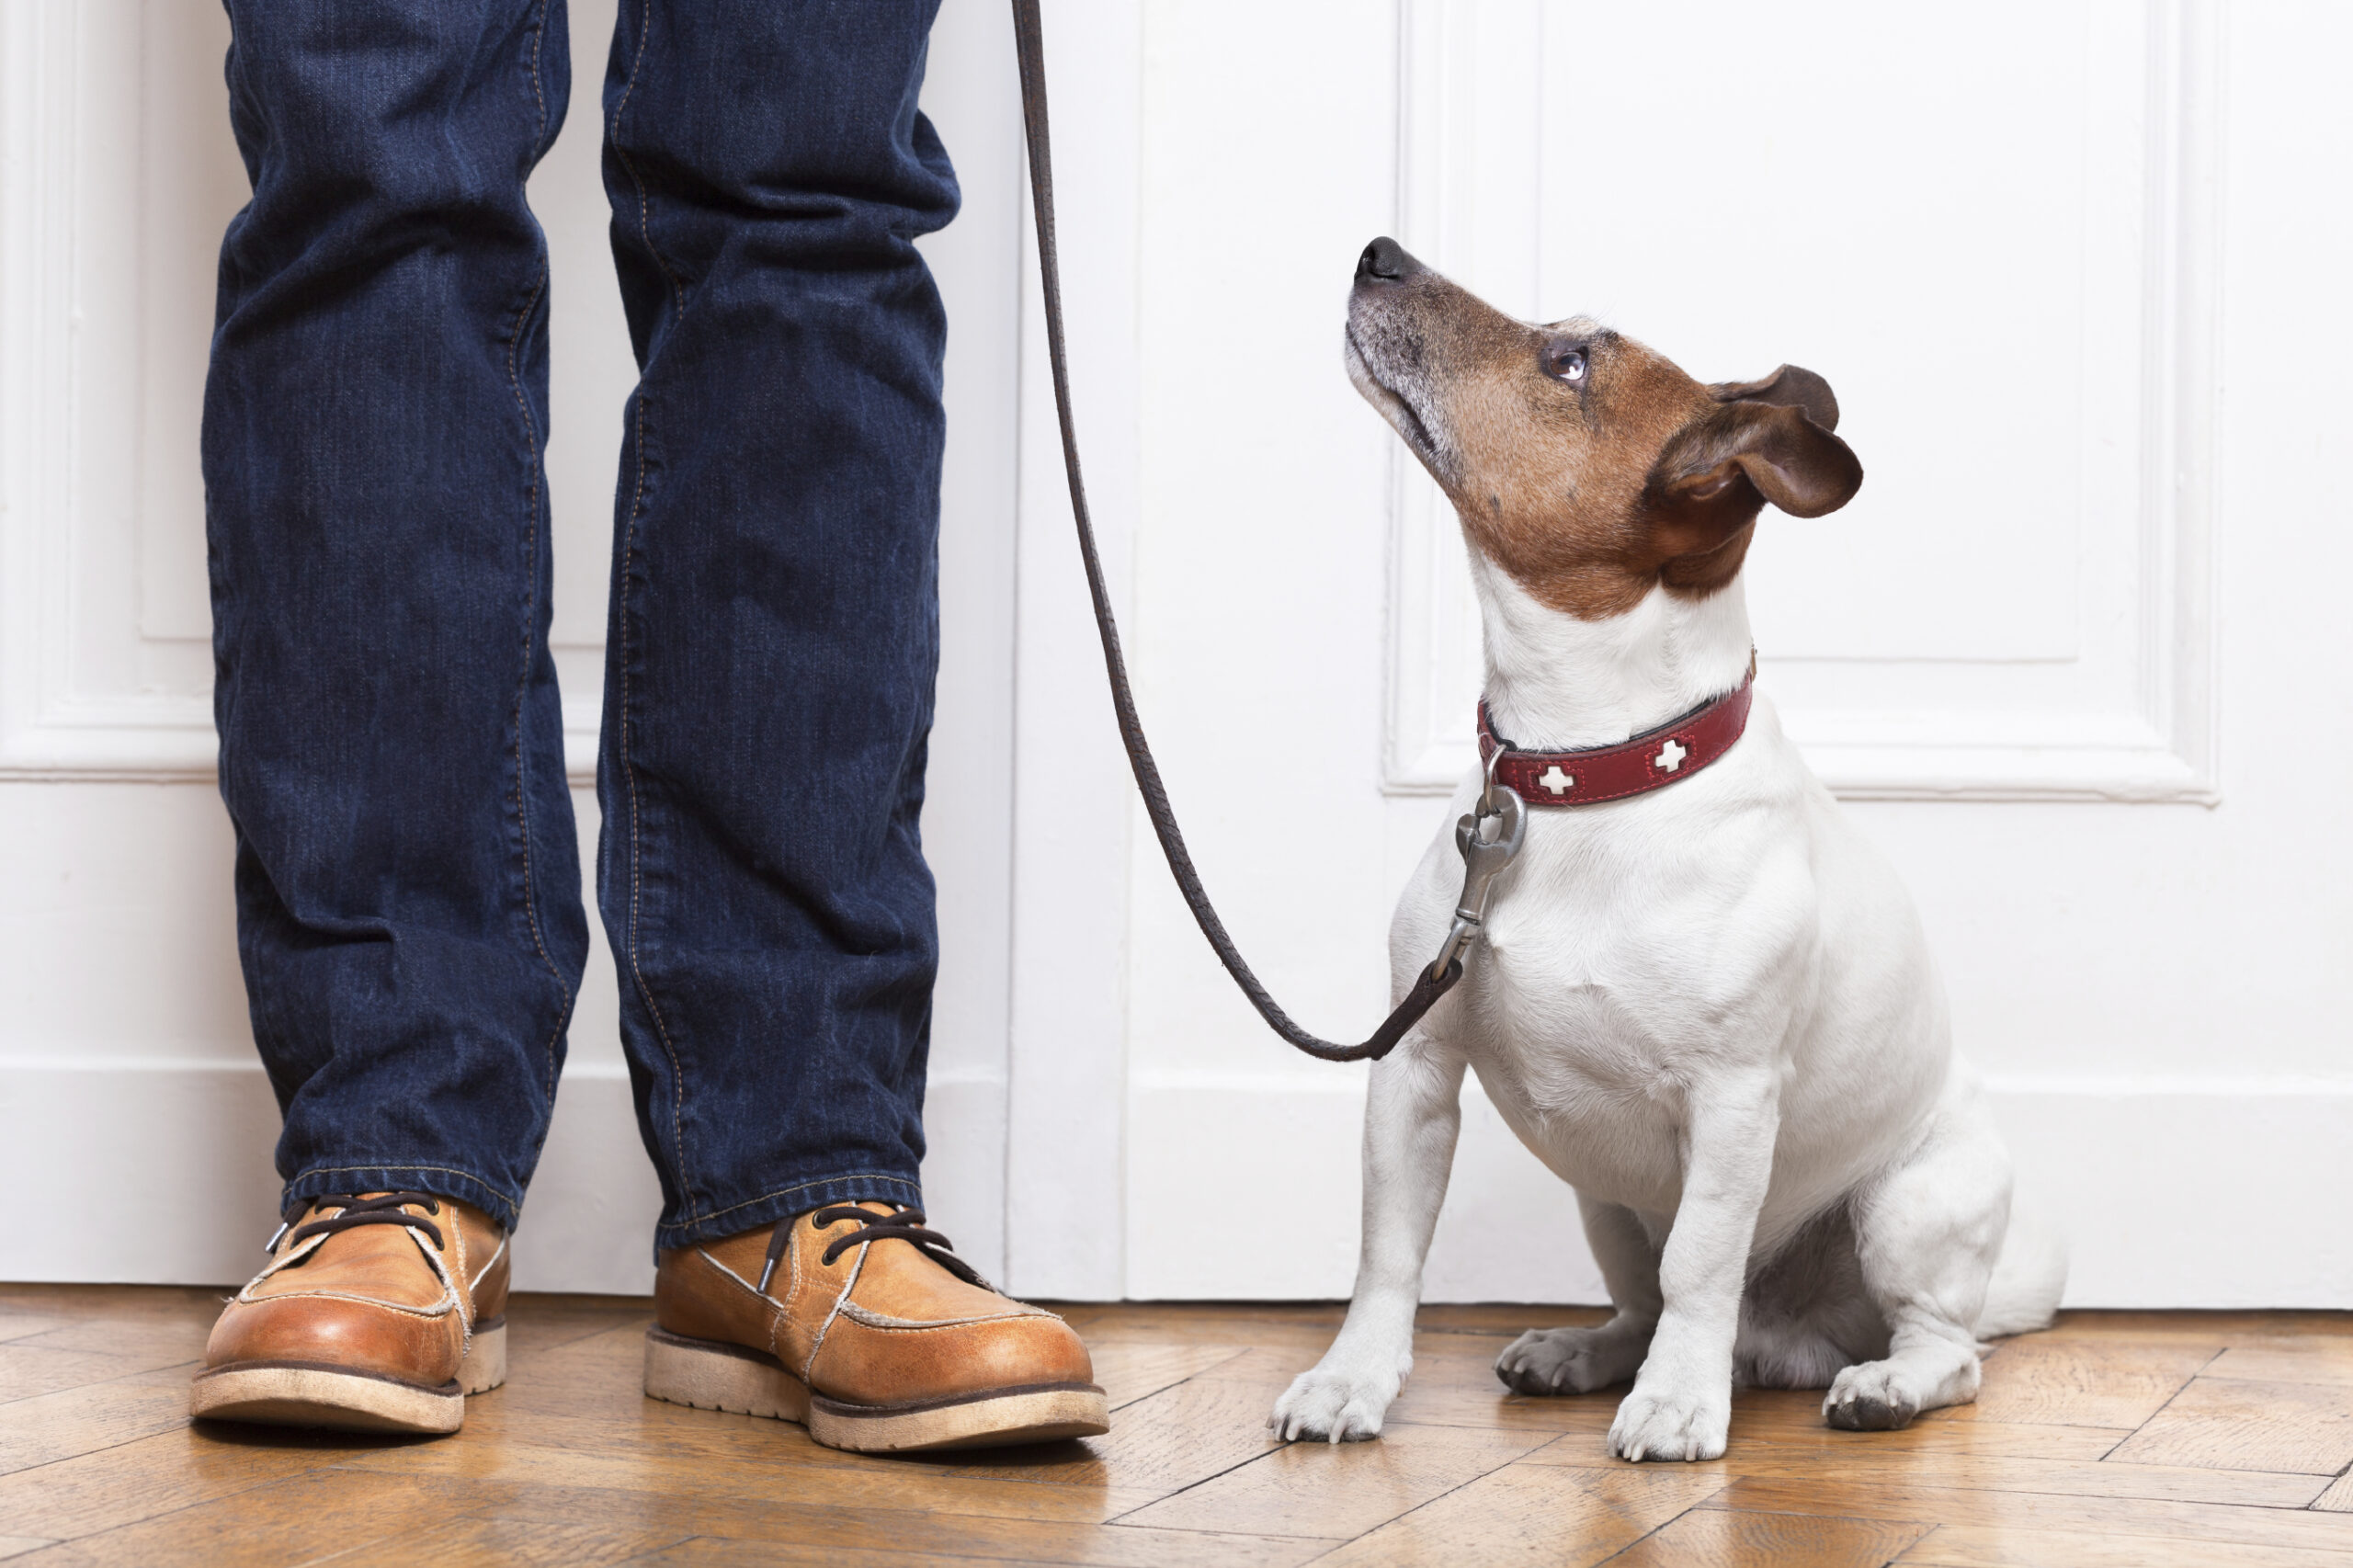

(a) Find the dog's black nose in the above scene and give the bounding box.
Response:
[1357,236,1418,283]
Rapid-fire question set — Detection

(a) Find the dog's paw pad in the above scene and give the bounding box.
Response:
[1495,1325,1646,1397]
[1607,1386,1729,1462]
[1823,1363,1922,1431]
[1268,1363,1400,1445]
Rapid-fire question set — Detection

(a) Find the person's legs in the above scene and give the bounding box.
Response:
[596,0,958,1248]
[205,0,586,1233]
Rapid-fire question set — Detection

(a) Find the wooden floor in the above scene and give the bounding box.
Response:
[2,1290,2351,1567]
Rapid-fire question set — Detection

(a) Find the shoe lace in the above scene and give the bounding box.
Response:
[267,1192,445,1256]
[756,1205,984,1294]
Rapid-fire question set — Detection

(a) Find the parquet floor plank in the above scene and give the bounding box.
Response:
[7,1469,529,1567]
[0,1540,54,1562]
[335,1436,1161,1526]
[318,1515,695,1567]
[1304,1460,1722,1567]
[4,1313,213,1367]
[2107,1375,2353,1474]
[1610,1506,1931,1567]
[2315,1470,2353,1512]
[611,1543,1024,1568]
[1727,1450,2326,1506]
[2205,1336,2353,1387]
[1898,1523,2353,1567]
[466,1482,1330,1567]
[1115,1418,1547,1540]
[1087,1342,1251,1411]
[0,1317,77,1346]
[0,1425,381,1541]
[0,1365,199,1475]
[1971,1335,2222,1428]
[1701,1477,2353,1553]
[0,1345,181,1404]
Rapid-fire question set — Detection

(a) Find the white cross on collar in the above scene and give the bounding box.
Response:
[1653,738,1690,773]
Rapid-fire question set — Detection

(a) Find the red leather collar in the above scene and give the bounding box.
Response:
[1478,670,1755,807]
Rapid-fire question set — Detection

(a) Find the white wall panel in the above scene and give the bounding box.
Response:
[1385,0,2220,803]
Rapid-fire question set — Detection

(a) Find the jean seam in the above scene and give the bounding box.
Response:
[288,1163,521,1213]
[608,0,695,1219]
[502,263,570,1101]
[611,0,686,324]
[526,0,549,149]
[676,1174,922,1234]
[619,390,696,1217]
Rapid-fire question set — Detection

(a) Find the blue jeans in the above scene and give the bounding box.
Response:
[204,0,959,1247]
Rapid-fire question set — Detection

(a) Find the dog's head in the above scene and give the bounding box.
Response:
[1345,236,1862,620]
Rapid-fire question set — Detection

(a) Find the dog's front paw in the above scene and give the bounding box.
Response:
[1268,1355,1403,1445]
[1495,1324,1649,1395]
[1823,1360,1924,1431]
[1608,1382,1730,1462]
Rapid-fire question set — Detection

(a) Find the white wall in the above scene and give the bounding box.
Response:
[5,0,2348,1309]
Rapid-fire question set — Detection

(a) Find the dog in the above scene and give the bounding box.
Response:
[1268,237,2065,1462]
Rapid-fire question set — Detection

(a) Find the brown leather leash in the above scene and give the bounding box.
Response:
[1009,0,1473,1062]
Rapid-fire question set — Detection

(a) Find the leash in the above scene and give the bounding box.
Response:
[1009,0,1517,1062]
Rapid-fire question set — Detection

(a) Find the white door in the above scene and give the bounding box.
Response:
[1047,0,2353,1308]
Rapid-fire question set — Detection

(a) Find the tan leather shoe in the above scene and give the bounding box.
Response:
[190,1192,508,1435]
[645,1201,1108,1452]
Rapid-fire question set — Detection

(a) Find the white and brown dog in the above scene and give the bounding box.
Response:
[1270,238,2064,1461]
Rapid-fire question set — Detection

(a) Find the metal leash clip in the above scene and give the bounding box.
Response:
[1428,756,1527,981]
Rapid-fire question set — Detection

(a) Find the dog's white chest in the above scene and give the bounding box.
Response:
[1444,818,1802,1213]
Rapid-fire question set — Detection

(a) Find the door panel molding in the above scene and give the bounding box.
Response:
[1382,0,2221,803]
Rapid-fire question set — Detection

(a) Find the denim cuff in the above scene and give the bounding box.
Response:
[282,1164,525,1234]
[657,1172,924,1254]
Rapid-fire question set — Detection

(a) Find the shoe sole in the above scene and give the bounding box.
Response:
[642,1324,1109,1452]
[188,1320,506,1436]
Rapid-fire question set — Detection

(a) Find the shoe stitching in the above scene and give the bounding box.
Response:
[232,1288,458,1321]
[834,1301,1044,1331]
[437,1217,472,1354]
[802,1241,870,1384]
[691,1244,797,1366]
[833,1290,1044,1327]
[243,1200,469,1325]
[779,1224,804,1365]
[472,1233,509,1293]
[692,1246,765,1303]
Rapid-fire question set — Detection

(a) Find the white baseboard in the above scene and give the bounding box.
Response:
[0,1060,1007,1295]
[1127,1072,2353,1309]
[9,1060,2347,1307]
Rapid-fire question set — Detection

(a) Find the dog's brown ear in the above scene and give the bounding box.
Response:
[1711,363,1840,434]
[1650,398,1863,522]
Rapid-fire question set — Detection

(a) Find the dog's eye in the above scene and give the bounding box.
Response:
[1546,346,1587,383]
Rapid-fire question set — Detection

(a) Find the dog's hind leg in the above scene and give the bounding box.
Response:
[1495,1196,1661,1395]
[1269,1041,1467,1443]
[1825,1079,2012,1431]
